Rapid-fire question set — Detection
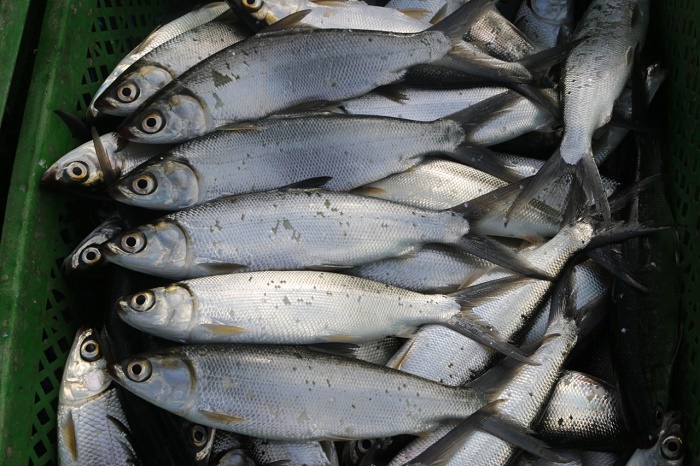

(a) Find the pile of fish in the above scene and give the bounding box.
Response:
[42,0,684,464]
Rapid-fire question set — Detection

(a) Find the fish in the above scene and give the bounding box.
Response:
[116,270,535,365]
[94,13,249,117]
[108,112,519,211]
[228,0,431,32]
[353,337,405,366]
[40,132,168,191]
[115,1,515,144]
[514,0,574,50]
[62,213,124,275]
[626,411,684,466]
[87,2,232,121]
[107,344,487,441]
[58,327,138,465]
[100,188,545,280]
[508,0,651,225]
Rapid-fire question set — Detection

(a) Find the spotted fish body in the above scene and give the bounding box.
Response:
[117,271,465,344]
[245,438,339,466]
[108,345,486,441]
[58,328,137,465]
[514,0,574,50]
[102,189,472,280]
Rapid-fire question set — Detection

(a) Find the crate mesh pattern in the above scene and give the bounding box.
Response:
[0,0,696,465]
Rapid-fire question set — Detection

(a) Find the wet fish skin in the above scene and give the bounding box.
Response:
[109,113,467,210]
[231,0,430,32]
[245,438,339,466]
[95,16,249,117]
[107,344,486,441]
[101,189,473,280]
[40,132,167,192]
[537,371,628,450]
[58,327,137,465]
[116,270,463,345]
[348,242,492,293]
[87,2,231,120]
[353,337,405,366]
[514,0,574,50]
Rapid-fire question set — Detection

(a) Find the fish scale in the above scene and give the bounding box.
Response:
[110,345,486,441]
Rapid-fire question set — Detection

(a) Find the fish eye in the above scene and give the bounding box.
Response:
[80,247,101,265]
[242,0,263,11]
[130,173,157,195]
[80,338,102,362]
[120,231,146,254]
[141,112,165,134]
[130,291,155,312]
[65,161,89,181]
[661,435,683,460]
[117,82,139,103]
[357,439,375,454]
[189,425,209,448]
[126,359,152,382]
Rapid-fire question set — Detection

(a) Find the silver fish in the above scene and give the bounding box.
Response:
[107,345,486,441]
[94,13,249,117]
[514,0,574,50]
[230,0,430,32]
[215,449,259,466]
[116,2,489,144]
[349,243,493,293]
[101,188,539,280]
[626,412,684,466]
[40,132,167,191]
[87,2,231,121]
[58,327,137,465]
[353,337,405,366]
[116,270,523,345]
[509,0,650,224]
[62,213,124,275]
[108,113,488,211]
[537,371,627,450]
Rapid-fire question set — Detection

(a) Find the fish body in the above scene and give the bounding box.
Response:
[353,337,405,365]
[95,15,249,116]
[231,0,429,32]
[41,132,167,191]
[245,438,339,466]
[108,345,485,440]
[349,242,492,293]
[101,189,472,280]
[58,327,137,465]
[88,2,231,120]
[537,371,627,450]
[117,271,463,344]
[109,114,467,210]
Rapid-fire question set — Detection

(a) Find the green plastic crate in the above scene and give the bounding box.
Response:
[0,1,697,465]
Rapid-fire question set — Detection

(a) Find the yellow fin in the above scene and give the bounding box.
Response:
[198,409,246,425]
[200,324,247,337]
[61,410,78,462]
[398,8,432,20]
[321,334,358,342]
[351,186,387,196]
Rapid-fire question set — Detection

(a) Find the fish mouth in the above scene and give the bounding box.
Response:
[105,361,122,381]
[85,106,103,125]
[117,125,138,141]
[98,241,120,258]
[40,165,58,185]
[106,183,127,201]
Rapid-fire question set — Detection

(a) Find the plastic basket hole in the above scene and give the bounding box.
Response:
[37,408,49,426]
[52,289,66,305]
[44,345,57,364]
[40,377,53,396]
[33,438,47,458]
[96,16,107,32]
[104,40,114,55]
[61,307,73,325]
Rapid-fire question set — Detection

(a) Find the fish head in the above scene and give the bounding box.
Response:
[108,352,196,413]
[94,65,174,116]
[530,0,572,23]
[627,411,684,465]
[63,244,105,275]
[118,89,213,144]
[41,134,121,191]
[60,327,111,407]
[217,449,258,466]
[108,159,201,210]
[118,284,195,341]
[101,221,189,278]
[229,0,274,23]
